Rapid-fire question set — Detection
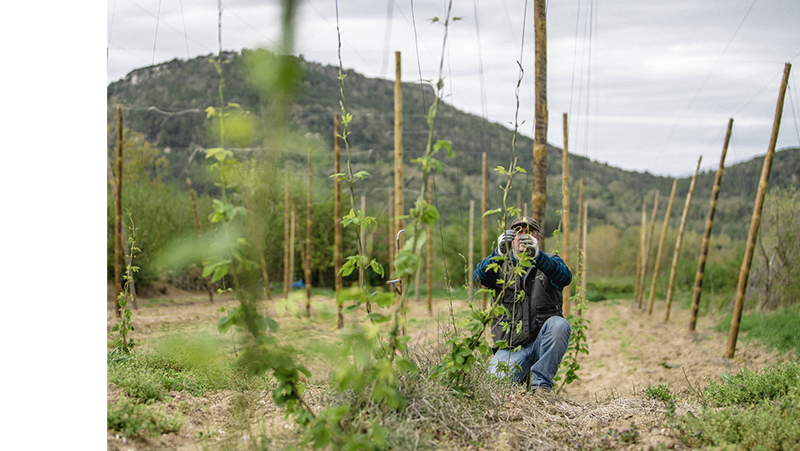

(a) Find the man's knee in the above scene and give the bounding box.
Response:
[545,316,571,338]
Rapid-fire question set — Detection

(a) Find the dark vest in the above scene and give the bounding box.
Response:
[490,253,564,349]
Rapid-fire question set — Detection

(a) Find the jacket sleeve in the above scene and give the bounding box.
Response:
[534,252,572,290]
[473,248,502,291]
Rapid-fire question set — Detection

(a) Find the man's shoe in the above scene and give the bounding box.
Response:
[532,386,553,397]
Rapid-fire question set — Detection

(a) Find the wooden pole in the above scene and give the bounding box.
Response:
[561,113,571,315]
[581,201,588,315]
[185,171,214,303]
[427,175,434,315]
[690,118,733,331]
[304,148,313,315]
[114,105,123,317]
[638,191,660,308]
[107,154,137,309]
[664,157,702,321]
[532,0,548,250]
[726,63,791,359]
[577,177,585,288]
[517,191,522,215]
[481,153,488,309]
[388,188,395,276]
[334,114,343,328]
[284,174,291,299]
[468,200,475,302]
[359,196,366,289]
[290,204,297,292]
[634,199,646,303]
[647,180,678,315]
[394,51,404,263]
[244,188,270,300]
[415,211,422,305]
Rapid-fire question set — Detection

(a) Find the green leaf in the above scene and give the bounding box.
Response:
[342,304,358,314]
[366,313,390,323]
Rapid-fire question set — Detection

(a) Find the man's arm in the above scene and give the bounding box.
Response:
[534,252,572,289]
[473,248,503,290]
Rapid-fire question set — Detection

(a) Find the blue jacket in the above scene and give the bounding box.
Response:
[474,248,572,349]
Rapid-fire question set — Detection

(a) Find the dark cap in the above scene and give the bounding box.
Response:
[510,216,540,233]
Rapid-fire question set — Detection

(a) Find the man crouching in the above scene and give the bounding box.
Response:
[473,216,573,392]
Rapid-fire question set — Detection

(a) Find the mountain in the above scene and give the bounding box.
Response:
[107,49,800,241]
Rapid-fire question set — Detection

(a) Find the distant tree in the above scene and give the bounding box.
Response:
[750,186,800,311]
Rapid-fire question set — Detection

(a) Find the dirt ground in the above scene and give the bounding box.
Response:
[107,284,790,450]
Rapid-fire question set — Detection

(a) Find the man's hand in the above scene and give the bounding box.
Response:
[497,230,516,255]
[519,234,539,259]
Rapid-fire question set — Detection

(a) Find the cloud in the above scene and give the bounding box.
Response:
[107,0,800,176]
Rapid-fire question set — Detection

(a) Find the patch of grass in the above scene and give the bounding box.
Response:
[604,317,628,328]
[142,298,174,307]
[714,304,800,356]
[701,362,800,407]
[586,278,635,303]
[644,383,672,402]
[677,362,800,450]
[108,396,184,438]
[108,333,269,402]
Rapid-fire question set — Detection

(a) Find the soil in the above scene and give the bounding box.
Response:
[106,284,791,450]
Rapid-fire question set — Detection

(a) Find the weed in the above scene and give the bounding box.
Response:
[702,362,800,407]
[110,217,139,355]
[557,267,590,390]
[107,347,265,402]
[676,363,800,450]
[107,396,184,438]
[644,383,673,402]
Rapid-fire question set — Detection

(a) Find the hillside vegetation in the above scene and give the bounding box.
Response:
[107,50,800,238]
[106,49,800,297]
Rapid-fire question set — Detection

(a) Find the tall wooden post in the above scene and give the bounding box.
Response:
[581,201,588,315]
[481,153,488,309]
[727,63,791,358]
[664,158,702,321]
[517,191,522,216]
[690,118,733,331]
[577,177,585,286]
[359,196,366,291]
[107,155,137,309]
[638,192,660,308]
[290,204,297,291]
[244,188,270,300]
[284,174,291,299]
[388,188,395,276]
[305,148,313,315]
[634,199,647,303]
[561,113,571,315]
[186,171,214,303]
[427,175,434,315]
[468,200,475,302]
[394,51,404,262]
[334,115,343,328]
[532,0,548,249]
[114,105,123,317]
[647,180,678,315]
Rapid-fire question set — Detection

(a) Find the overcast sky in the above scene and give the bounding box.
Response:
[106,0,800,177]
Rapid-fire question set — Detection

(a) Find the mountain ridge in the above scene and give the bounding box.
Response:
[107,49,800,240]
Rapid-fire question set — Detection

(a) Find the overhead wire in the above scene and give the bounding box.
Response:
[380,0,395,78]
[152,0,163,65]
[656,0,759,167]
[788,74,800,147]
[179,0,190,58]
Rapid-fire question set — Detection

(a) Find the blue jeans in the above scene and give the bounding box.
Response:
[488,316,571,389]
